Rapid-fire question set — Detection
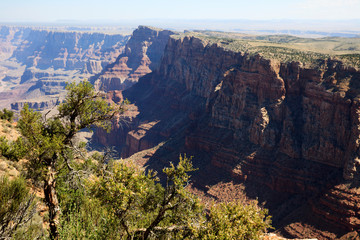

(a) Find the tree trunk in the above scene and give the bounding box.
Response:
[143,208,166,240]
[44,166,60,240]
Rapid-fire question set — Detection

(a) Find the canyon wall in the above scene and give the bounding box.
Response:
[92,26,175,91]
[123,36,360,178]
[113,36,360,238]
[2,24,357,238]
[92,26,175,147]
[0,25,129,110]
[11,29,128,73]
[0,26,32,60]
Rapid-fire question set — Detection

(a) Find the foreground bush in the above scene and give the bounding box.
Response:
[57,155,271,240]
[0,108,14,122]
[0,176,44,239]
[0,136,27,161]
[193,201,272,240]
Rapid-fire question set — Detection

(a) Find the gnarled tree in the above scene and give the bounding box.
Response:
[18,81,125,239]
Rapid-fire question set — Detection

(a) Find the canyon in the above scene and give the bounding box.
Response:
[94,28,360,239]
[0,25,129,110]
[1,24,360,239]
[91,25,174,92]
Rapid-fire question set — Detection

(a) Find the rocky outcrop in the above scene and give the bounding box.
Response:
[123,121,161,157]
[11,30,129,73]
[310,184,360,231]
[115,35,360,238]
[92,26,175,91]
[0,26,130,110]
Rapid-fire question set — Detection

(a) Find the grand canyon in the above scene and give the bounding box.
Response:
[1,23,360,239]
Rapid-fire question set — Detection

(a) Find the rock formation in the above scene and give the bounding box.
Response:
[0,26,129,110]
[0,26,32,61]
[2,24,359,238]
[92,26,175,91]
[11,29,128,73]
[106,35,360,239]
[92,26,175,149]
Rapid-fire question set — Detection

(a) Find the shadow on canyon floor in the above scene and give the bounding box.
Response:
[138,137,348,239]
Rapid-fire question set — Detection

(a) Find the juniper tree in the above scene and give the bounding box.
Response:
[18,81,125,239]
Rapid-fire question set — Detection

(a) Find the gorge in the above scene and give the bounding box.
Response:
[0,25,129,110]
[1,24,360,239]
[94,27,360,239]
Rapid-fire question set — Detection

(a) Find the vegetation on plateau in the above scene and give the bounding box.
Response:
[0,81,271,239]
[174,31,360,68]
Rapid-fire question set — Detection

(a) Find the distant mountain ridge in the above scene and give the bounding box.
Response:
[0,25,129,110]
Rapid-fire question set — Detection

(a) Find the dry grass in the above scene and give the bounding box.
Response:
[0,119,22,177]
[0,120,20,141]
[0,158,21,178]
[173,31,360,68]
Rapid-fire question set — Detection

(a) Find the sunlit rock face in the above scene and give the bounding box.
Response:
[92,26,175,92]
[0,25,129,110]
[103,35,360,238]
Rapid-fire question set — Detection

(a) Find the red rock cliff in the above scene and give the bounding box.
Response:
[92,26,175,91]
[156,36,360,180]
[118,35,360,238]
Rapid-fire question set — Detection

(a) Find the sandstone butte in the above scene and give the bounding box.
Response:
[92,26,360,239]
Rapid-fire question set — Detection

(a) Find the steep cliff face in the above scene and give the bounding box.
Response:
[127,36,360,179]
[11,30,128,73]
[0,26,130,110]
[92,26,175,91]
[117,36,360,238]
[0,26,31,60]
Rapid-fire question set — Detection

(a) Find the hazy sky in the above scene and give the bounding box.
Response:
[1,0,360,22]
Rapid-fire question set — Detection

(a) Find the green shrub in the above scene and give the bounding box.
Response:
[0,175,44,239]
[0,136,27,161]
[193,200,272,240]
[58,198,120,240]
[56,155,272,240]
[0,108,14,122]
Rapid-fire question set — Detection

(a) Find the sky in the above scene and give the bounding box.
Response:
[1,0,360,22]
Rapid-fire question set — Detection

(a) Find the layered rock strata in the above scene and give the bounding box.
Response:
[0,26,129,110]
[115,35,360,238]
[0,26,32,60]
[11,29,128,73]
[93,26,175,91]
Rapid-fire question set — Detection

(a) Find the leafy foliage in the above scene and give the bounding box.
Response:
[88,156,200,239]
[17,80,125,239]
[0,136,27,161]
[58,197,120,240]
[0,108,14,122]
[68,155,270,240]
[0,175,44,239]
[7,81,271,240]
[58,81,121,134]
[193,201,272,240]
